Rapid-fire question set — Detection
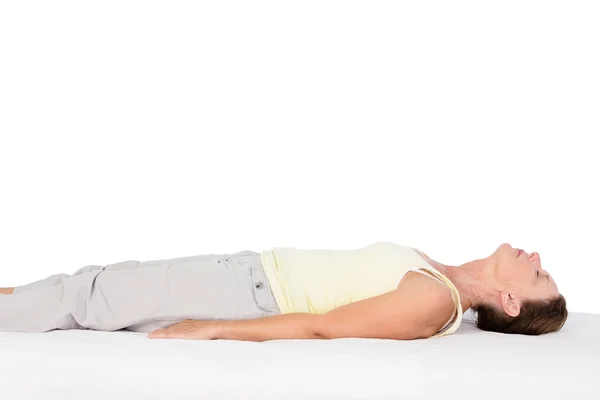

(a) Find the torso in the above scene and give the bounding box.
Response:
[261,242,464,337]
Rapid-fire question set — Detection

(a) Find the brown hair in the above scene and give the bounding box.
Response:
[474,294,568,335]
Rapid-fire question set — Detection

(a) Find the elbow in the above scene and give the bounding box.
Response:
[415,325,439,339]
[311,314,333,339]
[310,314,355,340]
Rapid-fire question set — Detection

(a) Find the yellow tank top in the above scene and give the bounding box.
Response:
[260,241,462,338]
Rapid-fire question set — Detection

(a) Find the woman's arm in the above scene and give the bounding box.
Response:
[221,313,320,341]
[149,273,455,341]
[148,313,318,341]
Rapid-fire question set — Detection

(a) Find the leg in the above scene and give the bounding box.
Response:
[0,264,111,331]
[12,252,220,294]
[13,273,73,294]
[0,250,280,333]
[1,256,207,331]
[0,284,80,331]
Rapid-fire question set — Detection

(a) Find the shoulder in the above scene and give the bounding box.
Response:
[395,270,456,338]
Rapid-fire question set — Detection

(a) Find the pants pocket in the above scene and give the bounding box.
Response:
[250,262,280,314]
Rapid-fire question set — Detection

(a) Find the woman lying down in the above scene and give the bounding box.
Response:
[0,241,567,341]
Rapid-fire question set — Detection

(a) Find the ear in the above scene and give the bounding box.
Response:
[500,291,521,317]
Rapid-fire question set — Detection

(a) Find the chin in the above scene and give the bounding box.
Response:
[499,243,513,251]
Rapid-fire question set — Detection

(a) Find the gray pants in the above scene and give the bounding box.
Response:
[0,250,280,333]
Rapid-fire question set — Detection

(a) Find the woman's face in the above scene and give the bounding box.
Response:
[491,243,559,305]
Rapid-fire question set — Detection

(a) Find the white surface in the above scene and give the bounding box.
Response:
[1,312,598,400]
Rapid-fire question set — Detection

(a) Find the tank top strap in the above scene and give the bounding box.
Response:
[408,268,446,285]
[405,265,463,337]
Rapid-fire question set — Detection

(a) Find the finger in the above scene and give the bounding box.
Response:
[148,329,168,339]
[149,329,190,340]
[150,320,188,337]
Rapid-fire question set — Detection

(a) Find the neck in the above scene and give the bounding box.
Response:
[440,258,493,312]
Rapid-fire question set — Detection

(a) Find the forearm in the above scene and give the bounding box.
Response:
[217,313,322,342]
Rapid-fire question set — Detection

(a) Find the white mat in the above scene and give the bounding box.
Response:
[1,312,598,400]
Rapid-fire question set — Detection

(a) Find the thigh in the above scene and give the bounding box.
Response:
[77,250,276,331]
[125,250,281,332]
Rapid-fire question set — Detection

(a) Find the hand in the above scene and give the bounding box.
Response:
[148,319,221,340]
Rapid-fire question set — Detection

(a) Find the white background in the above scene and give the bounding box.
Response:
[1,1,598,314]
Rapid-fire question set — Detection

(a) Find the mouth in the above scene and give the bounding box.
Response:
[517,249,523,257]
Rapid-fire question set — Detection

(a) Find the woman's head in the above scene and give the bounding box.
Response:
[473,243,568,335]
